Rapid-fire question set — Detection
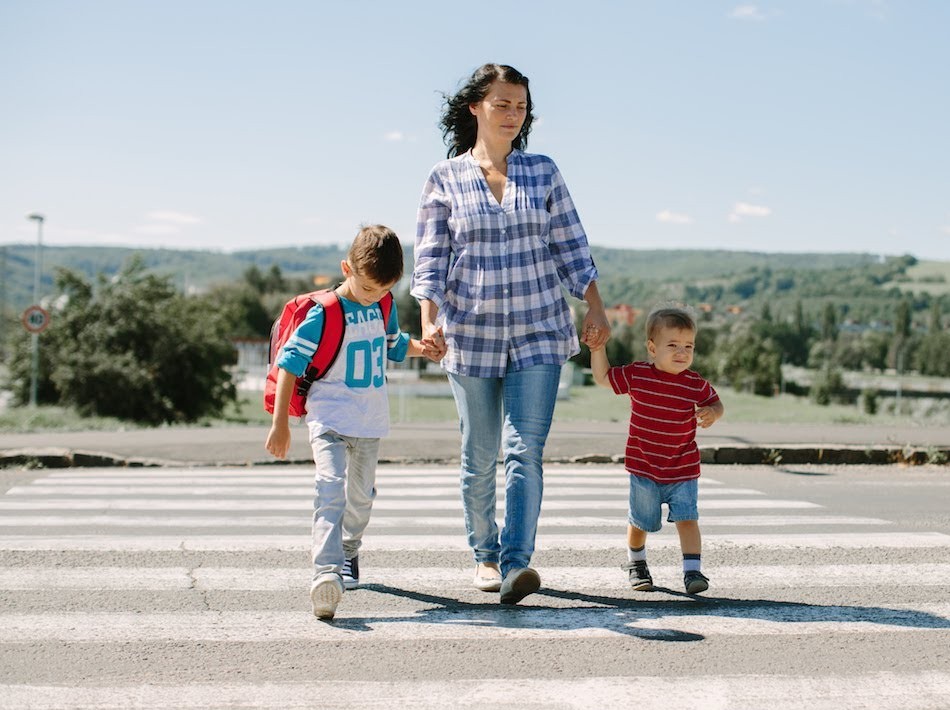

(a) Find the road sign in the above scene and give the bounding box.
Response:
[22,305,50,334]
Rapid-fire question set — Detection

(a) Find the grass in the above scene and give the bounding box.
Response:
[4,383,941,432]
[886,260,950,295]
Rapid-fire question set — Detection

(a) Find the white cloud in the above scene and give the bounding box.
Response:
[146,210,203,225]
[656,210,693,225]
[384,131,405,142]
[134,224,181,235]
[730,4,766,20]
[729,201,772,223]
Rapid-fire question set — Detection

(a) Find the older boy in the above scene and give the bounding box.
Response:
[266,225,443,619]
[589,304,723,594]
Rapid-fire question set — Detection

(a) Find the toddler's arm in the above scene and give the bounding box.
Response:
[590,346,611,388]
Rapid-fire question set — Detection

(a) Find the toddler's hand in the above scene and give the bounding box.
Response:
[696,406,717,428]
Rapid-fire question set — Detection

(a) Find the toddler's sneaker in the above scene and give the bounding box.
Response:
[341,555,359,590]
[310,573,344,620]
[621,560,653,591]
[684,570,709,594]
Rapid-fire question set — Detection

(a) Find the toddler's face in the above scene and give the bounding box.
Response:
[648,327,695,375]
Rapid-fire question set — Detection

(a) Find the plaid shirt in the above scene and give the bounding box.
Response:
[411,150,599,378]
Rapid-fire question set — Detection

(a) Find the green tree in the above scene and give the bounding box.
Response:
[8,259,237,423]
[810,365,850,405]
[821,303,838,342]
[718,327,782,396]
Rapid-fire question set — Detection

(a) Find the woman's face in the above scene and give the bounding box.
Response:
[469,80,528,144]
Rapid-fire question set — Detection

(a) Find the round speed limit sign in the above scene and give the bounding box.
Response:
[22,305,50,334]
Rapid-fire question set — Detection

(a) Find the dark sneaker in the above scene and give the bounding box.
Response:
[310,574,344,620]
[341,555,359,590]
[621,560,653,591]
[499,567,541,605]
[684,570,709,594]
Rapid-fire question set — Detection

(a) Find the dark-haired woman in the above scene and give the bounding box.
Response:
[410,63,610,604]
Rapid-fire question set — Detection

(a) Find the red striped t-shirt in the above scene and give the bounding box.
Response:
[607,361,720,483]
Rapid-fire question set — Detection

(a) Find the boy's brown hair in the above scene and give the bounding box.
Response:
[348,225,404,286]
[646,304,697,342]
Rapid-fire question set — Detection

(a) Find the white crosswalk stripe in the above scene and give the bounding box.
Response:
[2,463,949,710]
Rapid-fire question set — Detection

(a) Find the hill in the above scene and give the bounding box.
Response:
[1,243,946,329]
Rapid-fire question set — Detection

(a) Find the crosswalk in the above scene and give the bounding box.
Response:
[2,464,950,709]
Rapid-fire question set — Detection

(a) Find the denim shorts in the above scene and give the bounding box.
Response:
[628,475,699,533]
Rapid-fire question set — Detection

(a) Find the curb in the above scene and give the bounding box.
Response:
[1,445,948,469]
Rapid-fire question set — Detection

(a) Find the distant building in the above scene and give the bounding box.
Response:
[606,303,641,327]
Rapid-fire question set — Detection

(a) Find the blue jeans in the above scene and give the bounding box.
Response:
[628,476,699,533]
[447,363,561,576]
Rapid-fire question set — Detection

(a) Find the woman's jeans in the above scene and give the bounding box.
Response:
[310,430,379,581]
[447,363,561,576]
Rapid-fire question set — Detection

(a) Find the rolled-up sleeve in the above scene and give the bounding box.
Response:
[410,168,451,309]
[546,164,598,300]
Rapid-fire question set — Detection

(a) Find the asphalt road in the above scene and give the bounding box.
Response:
[1,461,949,708]
[3,420,949,466]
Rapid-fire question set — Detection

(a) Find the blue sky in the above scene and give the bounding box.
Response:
[2,1,948,260]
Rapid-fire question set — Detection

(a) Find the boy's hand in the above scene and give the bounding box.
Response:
[696,406,719,429]
[420,327,446,362]
[265,423,292,459]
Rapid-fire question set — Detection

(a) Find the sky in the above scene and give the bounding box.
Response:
[2,0,948,261]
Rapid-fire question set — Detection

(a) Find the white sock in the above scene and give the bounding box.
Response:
[683,554,701,573]
[628,545,647,563]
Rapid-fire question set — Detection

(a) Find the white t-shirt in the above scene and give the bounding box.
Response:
[277,295,409,439]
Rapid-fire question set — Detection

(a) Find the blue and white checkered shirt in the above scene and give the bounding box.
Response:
[411,150,599,378]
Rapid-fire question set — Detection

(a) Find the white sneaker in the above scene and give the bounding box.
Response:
[310,574,344,620]
[472,562,502,592]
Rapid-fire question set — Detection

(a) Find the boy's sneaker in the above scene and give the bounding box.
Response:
[684,570,709,594]
[621,560,653,591]
[310,573,344,620]
[341,556,359,590]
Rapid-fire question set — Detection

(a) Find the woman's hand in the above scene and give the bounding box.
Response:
[581,308,611,350]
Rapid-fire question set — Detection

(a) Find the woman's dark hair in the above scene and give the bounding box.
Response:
[440,63,534,158]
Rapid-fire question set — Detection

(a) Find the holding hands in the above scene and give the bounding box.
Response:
[417,327,447,362]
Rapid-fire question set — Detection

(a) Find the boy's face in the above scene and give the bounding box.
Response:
[647,326,695,375]
[340,261,396,306]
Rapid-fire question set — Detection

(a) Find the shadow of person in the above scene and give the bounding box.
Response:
[324,583,702,640]
[325,583,950,642]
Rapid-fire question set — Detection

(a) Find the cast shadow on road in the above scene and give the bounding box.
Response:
[328,583,950,641]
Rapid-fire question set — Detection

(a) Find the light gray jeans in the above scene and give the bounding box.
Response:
[310,430,380,581]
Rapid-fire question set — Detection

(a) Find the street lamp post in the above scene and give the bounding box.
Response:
[27,213,44,408]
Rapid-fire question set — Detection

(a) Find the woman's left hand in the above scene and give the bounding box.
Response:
[581,308,611,350]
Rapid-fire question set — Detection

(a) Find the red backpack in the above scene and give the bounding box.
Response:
[263,289,394,417]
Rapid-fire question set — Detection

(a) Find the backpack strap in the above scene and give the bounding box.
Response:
[379,291,394,328]
[296,290,345,397]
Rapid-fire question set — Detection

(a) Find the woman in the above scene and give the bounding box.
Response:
[411,63,610,604]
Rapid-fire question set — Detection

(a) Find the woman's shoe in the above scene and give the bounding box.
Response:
[472,562,502,592]
[500,567,541,605]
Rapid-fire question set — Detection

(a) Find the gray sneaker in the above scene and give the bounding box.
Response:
[499,567,541,605]
[621,560,653,591]
[310,574,344,619]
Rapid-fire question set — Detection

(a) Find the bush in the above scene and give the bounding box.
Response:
[6,260,237,424]
[810,366,850,406]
